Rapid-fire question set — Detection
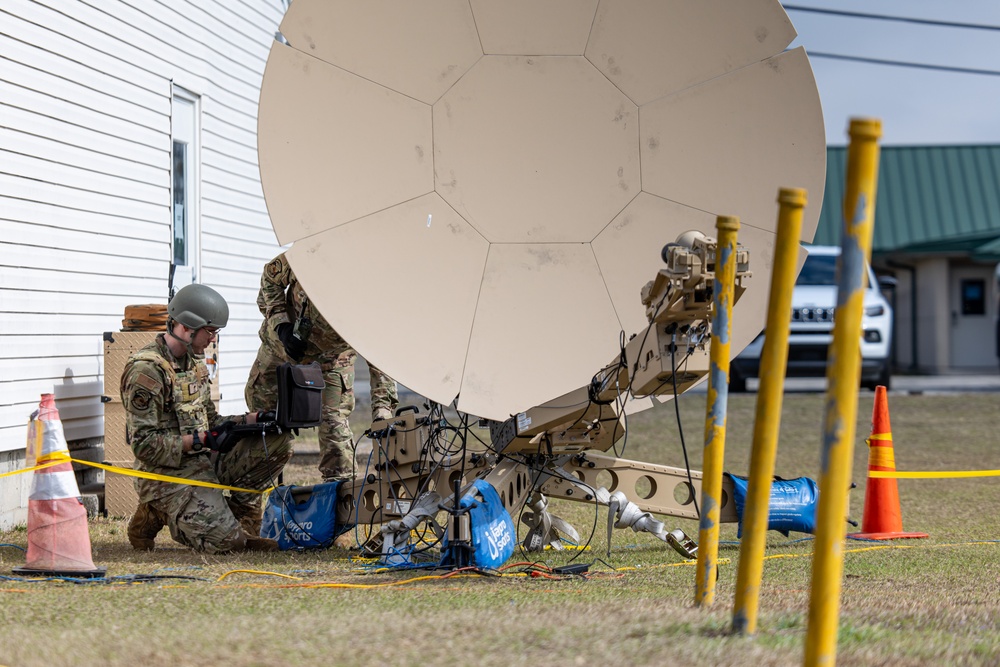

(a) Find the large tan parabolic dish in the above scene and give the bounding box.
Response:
[257,0,826,420]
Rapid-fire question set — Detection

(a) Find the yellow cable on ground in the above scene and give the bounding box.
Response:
[3,542,996,594]
[217,570,303,582]
[614,557,731,573]
[543,544,590,551]
[272,573,485,589]
[760,539,1000,563]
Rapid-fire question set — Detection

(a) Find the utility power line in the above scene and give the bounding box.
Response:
[783,5,1000,76]
[806,51,1000,77]
[784,4,1000,32]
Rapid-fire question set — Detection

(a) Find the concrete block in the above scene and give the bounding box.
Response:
[81,494,101,518]
[0,449,29,530]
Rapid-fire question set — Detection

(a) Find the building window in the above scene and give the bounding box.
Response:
[172,139,188,266]
[961,278,986,315]
[171,87,200,291]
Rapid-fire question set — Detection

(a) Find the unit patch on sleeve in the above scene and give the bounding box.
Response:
[130,389,153,412]
[265,257,283,279]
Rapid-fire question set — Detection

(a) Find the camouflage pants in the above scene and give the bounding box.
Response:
[146,431,292,553]
[245,345,398,482]
[367,363,399,421]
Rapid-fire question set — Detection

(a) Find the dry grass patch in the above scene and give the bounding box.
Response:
[1,392,998,665]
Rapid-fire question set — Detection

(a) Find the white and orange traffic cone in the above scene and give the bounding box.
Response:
[848,386,928,541]
[13,394,105,578]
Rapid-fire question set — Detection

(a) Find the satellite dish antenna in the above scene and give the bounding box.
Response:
[258,0,826,420]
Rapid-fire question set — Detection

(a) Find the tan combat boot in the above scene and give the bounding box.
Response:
[333,531,356,550]
[230,503,263,537]
[127,502,166,551]
[243,536,280,552]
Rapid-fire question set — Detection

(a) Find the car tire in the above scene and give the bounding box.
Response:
[863,362,891,391]
[876,362,891,391]
[729,366,748,393]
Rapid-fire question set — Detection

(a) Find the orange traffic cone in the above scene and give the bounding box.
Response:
[848,386,928,541]
[13,394,105,578]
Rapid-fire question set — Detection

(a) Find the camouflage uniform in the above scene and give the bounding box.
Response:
[122,334,292,553]
[245,252,398,481]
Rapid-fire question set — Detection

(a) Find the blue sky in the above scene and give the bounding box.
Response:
[783,1,1000,146]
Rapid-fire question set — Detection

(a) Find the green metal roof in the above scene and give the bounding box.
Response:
[812,145,1000,261]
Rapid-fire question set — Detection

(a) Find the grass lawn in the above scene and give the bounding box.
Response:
[1,391,998,666]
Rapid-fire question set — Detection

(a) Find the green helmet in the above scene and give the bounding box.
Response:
[168,284,229,330]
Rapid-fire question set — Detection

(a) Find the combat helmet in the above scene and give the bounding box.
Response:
[168,283,229,330]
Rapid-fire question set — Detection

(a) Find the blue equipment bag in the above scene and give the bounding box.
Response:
[457,479,516,569]
[725,473,819,538]
[260,481,346,550]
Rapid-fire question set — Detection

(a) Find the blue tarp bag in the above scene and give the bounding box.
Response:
[456,479,516,569]
[260,481,346,550]
[726,473,818,538]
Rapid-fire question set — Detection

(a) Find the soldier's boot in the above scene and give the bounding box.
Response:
[242,536,280,552]
[230,503,263,537]
[127,502,167,551]
[333,531,356,550]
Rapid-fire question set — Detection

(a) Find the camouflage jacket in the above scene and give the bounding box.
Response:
[120,334,235,502]
[257,252,356,368]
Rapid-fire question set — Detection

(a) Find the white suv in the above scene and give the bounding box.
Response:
[730,245,893,392]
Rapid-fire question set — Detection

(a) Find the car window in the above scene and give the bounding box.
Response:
[796,254,837,286]
[796,253,879,291]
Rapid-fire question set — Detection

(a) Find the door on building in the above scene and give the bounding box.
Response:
[170,86,201,296]
[949,265,996,370]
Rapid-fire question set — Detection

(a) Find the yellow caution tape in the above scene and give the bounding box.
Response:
[868,433,892,442]
[83,459,266,494]
[867,447,895,469]
[0,451,267,494]
[0,460,64,479]
[869,469,1000,479]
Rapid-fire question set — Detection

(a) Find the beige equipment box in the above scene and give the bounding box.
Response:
[103,331,219,517]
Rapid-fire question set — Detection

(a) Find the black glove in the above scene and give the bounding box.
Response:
[276,322,307,361]
[256,410,277,424]
[205,421,239,454]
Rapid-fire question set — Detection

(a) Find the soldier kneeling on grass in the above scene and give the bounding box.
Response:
[121,283,291,553]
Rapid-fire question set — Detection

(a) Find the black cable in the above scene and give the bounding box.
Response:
[367,402,476,564]
[354,428,384,551]
[0,573,210,585]
[533,461,602,563]
[609,330,630,458]
[626,291,673,400]
[670,334,701,519]
[514,441,552,563]
[365,417,443,553]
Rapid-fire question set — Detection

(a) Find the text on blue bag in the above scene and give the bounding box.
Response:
[459,479,516,568]
[260,481,345,550]
[726,473,819,537]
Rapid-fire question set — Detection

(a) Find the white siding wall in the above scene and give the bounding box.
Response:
[0,0,285,495]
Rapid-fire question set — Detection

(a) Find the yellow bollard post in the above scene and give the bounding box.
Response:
[732,188,807,634]
[804,118,882,666]
[694,215,740,607]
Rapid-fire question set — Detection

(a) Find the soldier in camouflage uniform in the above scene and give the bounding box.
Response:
[245,252,399,482]
[122,284,290,553]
